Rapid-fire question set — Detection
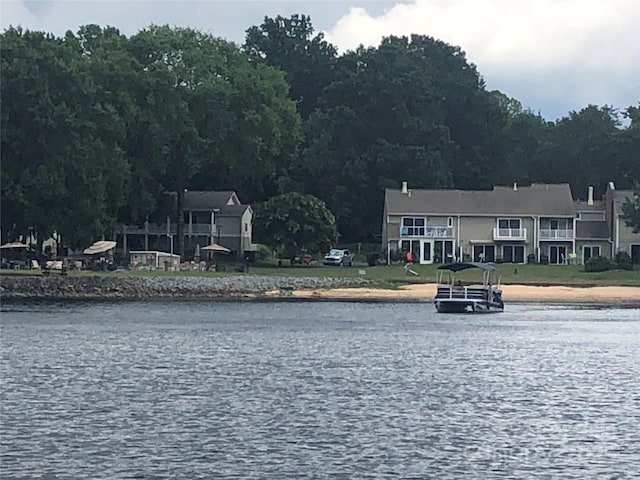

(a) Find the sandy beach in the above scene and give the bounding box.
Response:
[286,283,640,304]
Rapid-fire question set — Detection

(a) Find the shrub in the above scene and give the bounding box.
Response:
[367,253,380,266]
[584,255,612,272]
[615,251,633,270]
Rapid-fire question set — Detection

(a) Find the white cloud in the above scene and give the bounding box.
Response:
[324,0,640,119]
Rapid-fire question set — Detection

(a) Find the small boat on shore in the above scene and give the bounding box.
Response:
[434,262,504,313]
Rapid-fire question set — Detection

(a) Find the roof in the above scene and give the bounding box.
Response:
[576,221,610,239]
[184,191,239,211]
[574,200,604,212]
[218,204,251,216]
[385,184,576,216]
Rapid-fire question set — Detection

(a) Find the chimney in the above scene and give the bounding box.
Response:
[588,186,594,205]
[513,182,517,192]
[608,181,615,191]
[408,189,412,198]
[401,181,408,194]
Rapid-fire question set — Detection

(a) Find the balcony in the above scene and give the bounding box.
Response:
[400,226,453,238]
[189,224,216,234]
[539,229,574,240]
[493,227,527,241]
[123,223,215,236]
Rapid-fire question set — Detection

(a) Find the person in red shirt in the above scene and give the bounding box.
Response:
[406,250,413,264]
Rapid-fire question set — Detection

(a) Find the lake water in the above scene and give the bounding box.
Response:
[1,301,639,479]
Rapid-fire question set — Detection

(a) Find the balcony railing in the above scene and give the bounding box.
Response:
[189,224,215,234]
[493,227,527,241]
[400,226,453,238]
[539,229,574,240]
[124,223,215,236]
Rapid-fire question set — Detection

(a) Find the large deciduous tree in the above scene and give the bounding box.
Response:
[126,26,301,256]
[253,192,337,258]
[244,14,337,119]
[300,34,505,241]
[1,27,130,249]
[535,105,623,199]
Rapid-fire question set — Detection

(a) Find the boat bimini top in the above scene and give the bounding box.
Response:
[437,262,497,272]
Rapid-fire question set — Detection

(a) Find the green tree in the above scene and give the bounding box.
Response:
[491,92,550,186]
[300,34,505,240]
[614,104,640,190]
[127,25,302,256]
[244,14,337,119]
[253,192,337,258]
[537,105,622,199]
[1,27,129,249]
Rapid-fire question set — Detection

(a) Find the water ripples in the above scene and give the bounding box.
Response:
[1,302,639,478]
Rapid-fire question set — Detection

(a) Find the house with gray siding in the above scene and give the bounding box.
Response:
[121,191,253,259]
[604,182,640,264]
[382,182,640,265]
[574,186,611,263]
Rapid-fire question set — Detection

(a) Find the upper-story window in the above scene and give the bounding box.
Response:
[447,217,454,228]
[541,218,572,230]
[498,218,521,230]
[401,217,425,236]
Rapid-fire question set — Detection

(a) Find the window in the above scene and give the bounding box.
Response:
[502,245,525,263]
[498,218,521,230]
[473,245,495,262]
[244,223,248,232]
[583,245,600,262]
[401,217,426,236]
[546,218,570,230]
[447,217,454,228]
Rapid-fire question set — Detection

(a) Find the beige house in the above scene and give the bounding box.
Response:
[121,191,253,259]
[574,186,611,263]
[604,182,640,263]
[382,182,640,265]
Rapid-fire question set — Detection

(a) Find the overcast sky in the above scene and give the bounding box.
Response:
[2,0,639,121]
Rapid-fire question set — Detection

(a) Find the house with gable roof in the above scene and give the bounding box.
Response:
[382,182,640,265]
[120,190,253,259]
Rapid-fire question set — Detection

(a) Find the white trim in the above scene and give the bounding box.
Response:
[572,217,576,257]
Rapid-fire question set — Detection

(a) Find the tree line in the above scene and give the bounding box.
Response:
[2,15,639,254]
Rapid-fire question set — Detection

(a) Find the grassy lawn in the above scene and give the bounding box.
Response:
[2,263,639,286]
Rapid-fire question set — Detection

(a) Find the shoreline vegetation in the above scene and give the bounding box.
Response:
[1,264,639,304]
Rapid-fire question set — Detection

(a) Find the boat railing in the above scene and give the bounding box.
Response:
[436,285,490,301]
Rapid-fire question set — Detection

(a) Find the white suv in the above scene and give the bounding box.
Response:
[323,249,353,266]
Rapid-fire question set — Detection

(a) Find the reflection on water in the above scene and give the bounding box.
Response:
[1,302,639,479]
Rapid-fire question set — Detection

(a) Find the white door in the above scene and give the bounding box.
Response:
[421,240,433,264]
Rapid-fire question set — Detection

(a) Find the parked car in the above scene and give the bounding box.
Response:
[323,248,353,266]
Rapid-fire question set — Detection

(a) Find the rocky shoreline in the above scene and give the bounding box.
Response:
[0,275,375,300]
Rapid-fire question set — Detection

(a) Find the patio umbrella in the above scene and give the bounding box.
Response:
[83,240,117,255]
[201,243,230,254]
[0,242,30,249]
